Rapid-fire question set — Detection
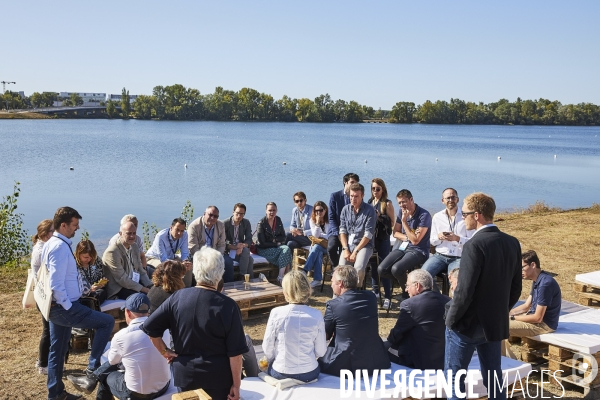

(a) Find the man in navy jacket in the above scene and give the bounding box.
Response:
[327,173,359,267]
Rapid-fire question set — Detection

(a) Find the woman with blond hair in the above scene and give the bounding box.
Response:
[147,260,186,314]
[262,270,326,382]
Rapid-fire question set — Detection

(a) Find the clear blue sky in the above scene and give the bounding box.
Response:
[4,0,599,109]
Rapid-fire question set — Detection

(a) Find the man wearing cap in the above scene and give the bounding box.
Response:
[67,294,171,399]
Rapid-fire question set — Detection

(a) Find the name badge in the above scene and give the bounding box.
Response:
[399,241,409,251]
[348,233,356,245]
[229,249,237,259]
[132,271,140,283]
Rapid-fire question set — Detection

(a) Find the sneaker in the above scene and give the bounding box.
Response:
[48,391,83,400]
[38,366,48,375]
[310,280,322,288]
[71,328,87,336]
[383,298,391,310]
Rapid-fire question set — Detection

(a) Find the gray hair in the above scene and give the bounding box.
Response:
[120,214,138,227]
[408,269,433,290]
[334,265,358,289]
[193,247,224,286]
[119,221,137,234]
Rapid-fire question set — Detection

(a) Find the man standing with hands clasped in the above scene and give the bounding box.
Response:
[444,193,521,400]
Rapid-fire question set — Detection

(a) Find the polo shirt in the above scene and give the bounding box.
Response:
[529,271,561,330]
[396,204,432,256]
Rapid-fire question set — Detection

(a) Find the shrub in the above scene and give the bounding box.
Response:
[0,182,31,267]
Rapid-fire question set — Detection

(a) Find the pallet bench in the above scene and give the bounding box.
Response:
[223,280,286,320]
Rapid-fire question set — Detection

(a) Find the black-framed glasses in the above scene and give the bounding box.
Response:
[372,187,382,192]
[444,195,458,201]
[315,208,325,213]
[294,199,305,203]
[234,211,245,216]
[462,211,476,217]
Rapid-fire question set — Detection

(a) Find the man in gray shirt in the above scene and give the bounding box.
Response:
[339,183,376,288]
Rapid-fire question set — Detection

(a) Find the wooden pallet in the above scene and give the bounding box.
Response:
[518,337,549,364]
[172,388,212,400]
[573,281,600,307]
[223,280,286,320]
[541,342,600,395]
[253,262,279,282]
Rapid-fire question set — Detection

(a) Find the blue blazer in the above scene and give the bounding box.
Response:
[328,189,348,236]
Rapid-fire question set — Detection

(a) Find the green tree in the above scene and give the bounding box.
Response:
[314,94,335,122]
[69,92,83,106]
[390,102,416,123]
[133,95,156,119]
[181,200,194,223]
[121,87,131,119]
[106,100,118,118]
[0,182,31,267]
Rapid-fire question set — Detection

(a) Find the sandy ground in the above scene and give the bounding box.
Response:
[2,206,600,399]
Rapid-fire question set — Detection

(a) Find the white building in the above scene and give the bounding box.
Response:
[107,93,139,103]
[59,92,106,103]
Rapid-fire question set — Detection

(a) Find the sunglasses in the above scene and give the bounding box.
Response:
[315,208,325,213]
[206,213,219,219]
[444,196,458,201]
[462,211,476,217]
[294,199,305,203]
[372,187,382,192]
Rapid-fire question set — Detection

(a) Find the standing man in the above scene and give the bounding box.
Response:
[43,207,114,400]
[67,293,171,399]
[223,203,254,279]
[103,221,153,299]
[285,191,313,250]
[339,183,376,288]
[328,173,359,267]
[422,188,473,291]
[145,218,193,286]
[188,206,234,282]
[445,193,522,400]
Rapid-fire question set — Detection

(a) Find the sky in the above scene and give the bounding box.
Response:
[3,0,600,109]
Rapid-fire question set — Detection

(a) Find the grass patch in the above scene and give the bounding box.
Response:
[0,259,29,293]
[515,200,562,215]
[0,112,50,119]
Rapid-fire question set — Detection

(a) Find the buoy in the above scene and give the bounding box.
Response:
[364,159,368,163]
[184,164,187,168]
[69,167,74,170]
[283,162,287,165]
[435,158,438,161]
[554,155,557,158]
[497,156,501,160]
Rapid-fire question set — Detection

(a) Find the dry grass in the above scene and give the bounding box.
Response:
[3,205,600,399]
[0,112,51,119]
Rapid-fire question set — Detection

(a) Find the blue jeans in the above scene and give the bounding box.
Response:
[47,301,115,399]
[422,253,460,290]
[268,364,320,383]
[303,244,326,281]
[377,249,428,295]
[222,253,235,282]
[370,238,392,299]
[445,326,505,400]
[94,362,170,400]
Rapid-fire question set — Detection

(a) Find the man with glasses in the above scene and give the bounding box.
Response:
[285,191,313,250]
[328,173,359,267]
[422,188,474,292]
[103,220,154,299]
[188,206,234,282]
[224,203,254,279]
[145,218,193,287]
[445,192,521,400]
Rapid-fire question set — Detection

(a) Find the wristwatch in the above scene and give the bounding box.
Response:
[342,247,348,251]
[510,315,515,321]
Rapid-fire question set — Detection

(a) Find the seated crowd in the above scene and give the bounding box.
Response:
[33,172,563,400]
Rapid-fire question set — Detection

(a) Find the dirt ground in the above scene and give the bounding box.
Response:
[2,206,600,399]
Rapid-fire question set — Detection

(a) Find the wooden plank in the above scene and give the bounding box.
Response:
[521,337,547,350]
[548,345,573,361]
[172,388,212,400]
[579,291,600,301]
[573,283,588,293]
[575,279,600,292]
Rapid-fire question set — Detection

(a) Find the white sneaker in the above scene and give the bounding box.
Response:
[310,280,322,288]
[383,298,391,310]
[38,366,48,375]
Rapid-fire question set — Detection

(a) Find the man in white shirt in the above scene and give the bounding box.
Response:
[145,218,193,286]
[422,188,473,292]
[108,214,146,267]
[44,207,115,400]
[67,293,171,399]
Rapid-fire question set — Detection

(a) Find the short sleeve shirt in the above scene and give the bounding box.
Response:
[396,204,432,256]
[529,271,561,330]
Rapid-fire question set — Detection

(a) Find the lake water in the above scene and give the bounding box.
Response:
[1,120,599,251]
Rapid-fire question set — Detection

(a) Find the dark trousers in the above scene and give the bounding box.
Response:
[116,287,140,300]
[95,362,170,400]
[285,233,312,250]
[370,238,392,299]
[327,235,342,267]
[378,249,427,297]
[38,306,51,368]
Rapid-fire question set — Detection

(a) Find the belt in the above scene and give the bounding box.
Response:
[436,252,460,259]
[130,382,170,399]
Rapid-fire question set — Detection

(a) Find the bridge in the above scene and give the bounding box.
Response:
[2,105,120,117]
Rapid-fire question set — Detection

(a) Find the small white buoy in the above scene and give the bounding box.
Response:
[282,162,287,165]
[554,155,557,158]
[364,159,368,163]
[497,156,501,160]
[435,158,438,161]
[184,164,187,168]
[69,167,74,170]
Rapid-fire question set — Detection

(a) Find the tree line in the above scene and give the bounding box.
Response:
[2,86,600,125]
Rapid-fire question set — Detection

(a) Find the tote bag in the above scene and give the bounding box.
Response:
[34,263,53,321]
[21,269,36,309]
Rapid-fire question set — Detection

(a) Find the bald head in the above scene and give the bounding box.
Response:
[119,221,137,248]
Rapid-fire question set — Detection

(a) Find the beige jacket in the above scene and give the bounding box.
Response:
[102,238,152,299]
[187,216,227,256]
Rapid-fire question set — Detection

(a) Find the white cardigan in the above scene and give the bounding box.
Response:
[309,220,329,240]
[262,304,327,374]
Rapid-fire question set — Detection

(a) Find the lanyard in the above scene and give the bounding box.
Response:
[446,212,457,234]
[167,233,179,256]
[233,223,239,245]
[205,227,214,245]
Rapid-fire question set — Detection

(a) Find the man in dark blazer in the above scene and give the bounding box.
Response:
[318,265,390,376]
[223,203,254,279]
[445,193,521,400]
[327,172,359,267]
[386,269,450,370]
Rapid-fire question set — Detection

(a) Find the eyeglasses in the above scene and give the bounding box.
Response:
[444,196,458,201]
[234,211,245,216]
[206,213,219,219]
[294,199,305,204]
[462,211,476,217]
[315,208,325,213]
[372,187,382,192]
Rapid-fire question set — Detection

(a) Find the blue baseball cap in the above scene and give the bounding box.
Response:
[121,293,151,313]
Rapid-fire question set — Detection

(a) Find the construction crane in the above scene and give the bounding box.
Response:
[1,81,16,93]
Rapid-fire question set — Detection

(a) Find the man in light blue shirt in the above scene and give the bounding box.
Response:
[339,183,376,289]
[285,191,314,250]
[42,207,114,400]
[145,218,193,286]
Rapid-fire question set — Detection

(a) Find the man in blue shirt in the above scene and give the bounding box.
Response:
[328,173,359,267]
[43,207,115,400]
[504,250,561,359]
[339,183,376,289]
[145,218,193,286]
[377,189,432,308]
[285,191,313,250]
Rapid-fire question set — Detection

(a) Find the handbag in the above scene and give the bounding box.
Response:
[309,235,328,249]
[34,263,53,321]
[22,269,36,309]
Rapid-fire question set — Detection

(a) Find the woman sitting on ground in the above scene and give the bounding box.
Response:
[75,240,108,306]
[263,269,326,382]
[303,201,329,288]
[147,260,186,315]
[256,202,292,283]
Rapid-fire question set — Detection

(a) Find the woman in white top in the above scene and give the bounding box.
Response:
[262,269,326,382]
[302,201,329,288]
[31,219,54,375]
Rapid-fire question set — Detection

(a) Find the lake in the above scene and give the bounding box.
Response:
[1,120,599,251]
